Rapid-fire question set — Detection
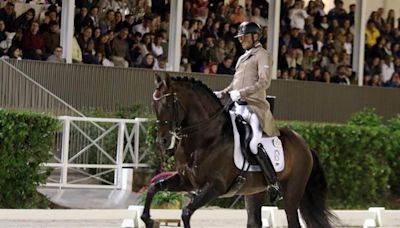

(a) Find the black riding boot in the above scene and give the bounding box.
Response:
[255,143,282,204]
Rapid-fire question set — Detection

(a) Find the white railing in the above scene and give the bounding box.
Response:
[0,209,137,221]
[1,206,399,228]
[44,116,151,189]
[261,206,400,228]
[0,208,139,228]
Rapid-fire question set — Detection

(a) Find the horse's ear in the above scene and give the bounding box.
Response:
[164,73,171,88]
[154,73,163,89]
[155,73,162,83]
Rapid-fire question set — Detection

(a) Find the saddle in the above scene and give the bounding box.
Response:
[229,102,284,172]
[221,102,285,198]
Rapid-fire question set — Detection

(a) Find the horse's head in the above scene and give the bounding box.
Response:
[152,74,182,151]
[152,74,224,152]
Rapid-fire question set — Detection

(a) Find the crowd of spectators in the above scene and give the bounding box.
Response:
[0,0,399,88]
[278,0,400,87]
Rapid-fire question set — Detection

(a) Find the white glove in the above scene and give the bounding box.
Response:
[214,91,223,99]
[229,90,241,102]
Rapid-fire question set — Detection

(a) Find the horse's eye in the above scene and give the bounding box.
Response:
[156,120,169,128]
[155,121,161,129]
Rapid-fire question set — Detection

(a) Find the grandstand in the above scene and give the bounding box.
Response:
[1,2,400,226]
[0,0,398,88]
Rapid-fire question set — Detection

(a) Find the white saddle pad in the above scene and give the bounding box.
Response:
[229,111,285,172]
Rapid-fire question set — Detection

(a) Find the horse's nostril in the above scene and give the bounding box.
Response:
[162,137,168,145]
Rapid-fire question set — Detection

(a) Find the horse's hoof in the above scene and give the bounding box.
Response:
[141,215,154,228]
[152,220,160,228]
[142,218,159,228]
[145,220,153,228]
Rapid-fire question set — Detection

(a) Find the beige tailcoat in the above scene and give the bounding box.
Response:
[223,43,280,136]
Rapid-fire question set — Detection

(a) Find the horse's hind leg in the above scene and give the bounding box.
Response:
[283,169,310,228]
[284,196,301,228]
[245,191,267,228]
[181,181,226,228]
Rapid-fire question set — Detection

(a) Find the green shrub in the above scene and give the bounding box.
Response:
[387,114,400,195]
[0,109,59,208]
[135,105,400,209]
[115,104,154,119]
[142,108,399,209]
[143,121,163,169]
[140,191,188,209]
[347,108,383,127]
[279,121,392,209]
[7,105,389,209]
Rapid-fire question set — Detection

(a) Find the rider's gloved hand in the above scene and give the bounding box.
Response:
[214,91,223,99]
[229,90,241,102]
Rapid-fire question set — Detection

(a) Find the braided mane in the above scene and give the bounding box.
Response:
[170,76,223,108]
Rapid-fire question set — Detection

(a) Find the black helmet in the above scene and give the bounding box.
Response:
[235,21,261,38]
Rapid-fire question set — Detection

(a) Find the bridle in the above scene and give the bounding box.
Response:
[152,88,227,150]
[153,90,182,150]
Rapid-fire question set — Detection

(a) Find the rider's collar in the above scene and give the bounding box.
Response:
[246,42,262,51]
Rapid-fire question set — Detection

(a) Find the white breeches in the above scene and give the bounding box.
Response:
[234,103,262,155]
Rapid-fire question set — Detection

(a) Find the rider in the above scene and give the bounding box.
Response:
[215,21,282,203]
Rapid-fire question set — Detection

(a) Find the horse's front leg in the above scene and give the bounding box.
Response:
[141,174,189,228]
[181,181,225,228]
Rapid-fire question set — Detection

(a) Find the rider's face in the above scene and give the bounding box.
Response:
[238,34,253,50]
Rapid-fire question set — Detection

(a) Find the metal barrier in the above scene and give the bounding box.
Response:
[1,207,399,228]
[0,208,139,228]
[3,59,400,123]
[44,116,150,189]
[261,206,400,228]
[0,59,81,116]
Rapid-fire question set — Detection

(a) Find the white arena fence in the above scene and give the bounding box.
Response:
[0,206,399,228]
[261,206,400,228]
[44,116,152,189]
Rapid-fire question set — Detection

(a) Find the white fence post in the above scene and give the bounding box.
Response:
[61,117,71,186]
[116,122,126,189]
[134,121,140,167]
[368,207,385,227]
[121,205,145,228]
[262,206,278,228]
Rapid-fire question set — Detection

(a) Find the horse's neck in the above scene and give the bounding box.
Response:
[174,83,230,137]
[178,111,233,170]
[180,91,221,124]
[183,103,232,140]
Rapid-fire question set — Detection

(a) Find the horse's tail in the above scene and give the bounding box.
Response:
[299,149,338,228]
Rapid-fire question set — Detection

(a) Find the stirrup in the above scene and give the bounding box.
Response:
[267,183,283,204]
[267,182,280,192]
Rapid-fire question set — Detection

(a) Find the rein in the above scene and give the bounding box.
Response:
[153,89,232,149]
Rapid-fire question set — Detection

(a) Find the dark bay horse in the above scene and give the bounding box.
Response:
[141,75,335,228]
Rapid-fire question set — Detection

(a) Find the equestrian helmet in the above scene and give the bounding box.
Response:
[235,21,262,38]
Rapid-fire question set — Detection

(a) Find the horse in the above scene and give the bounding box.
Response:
[141,75,336,228]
